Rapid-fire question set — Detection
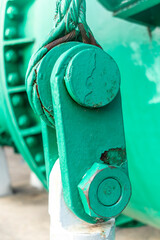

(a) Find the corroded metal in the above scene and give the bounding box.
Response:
[26,0,131,224]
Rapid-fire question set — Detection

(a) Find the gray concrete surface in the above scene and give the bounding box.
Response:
[0,147,49,240]
[0,147,160,240]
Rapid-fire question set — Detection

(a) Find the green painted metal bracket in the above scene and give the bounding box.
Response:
[26,0,131,224]
[26,41,131,223]
[99,0,160,27]
[98,0,137,12]
[50,42,131,223]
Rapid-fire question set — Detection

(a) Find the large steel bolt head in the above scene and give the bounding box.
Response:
[65,46,120,108]
[78,163,131,219]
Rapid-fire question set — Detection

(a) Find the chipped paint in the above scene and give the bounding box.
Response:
[100,148,126,166]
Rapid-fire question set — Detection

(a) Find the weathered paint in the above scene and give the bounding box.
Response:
[78,163,131,219]
[65,46,120,108]
[2,0,160,230]
[26,0,130,224]
[49,160,115,240]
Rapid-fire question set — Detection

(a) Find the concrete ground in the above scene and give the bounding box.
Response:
[0,147,160,240]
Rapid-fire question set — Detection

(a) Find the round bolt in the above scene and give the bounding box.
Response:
[97,178,121,206]
[7,6,18,19]
[8,73,20,86]
[5,49,18,62]
[65,47,120,108]
[35,153,44,164]
[12,94,23,107]
[18,115,30,128]
[26,136,37,147]
[78,162,131,219]
[5,27,17,39]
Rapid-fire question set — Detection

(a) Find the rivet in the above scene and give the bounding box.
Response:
[18,115,30,128]
[26,136,37,147]
[7,73,20,86]
[7,6,18,20]
[12,95,23,107]
[5,50,18,62]
[5,27,17,39]
[35,153,44,164]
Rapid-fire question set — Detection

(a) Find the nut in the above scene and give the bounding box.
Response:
[78,162,131,219]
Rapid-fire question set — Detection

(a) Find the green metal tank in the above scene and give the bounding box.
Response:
[1,0,160,229]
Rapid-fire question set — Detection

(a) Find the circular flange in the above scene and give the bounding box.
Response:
[65,46,120,108]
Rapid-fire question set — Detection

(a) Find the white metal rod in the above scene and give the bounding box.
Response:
[49,160,115,240]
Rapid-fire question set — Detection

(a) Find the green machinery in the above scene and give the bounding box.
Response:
[25,0,131,221]
[1,0,160,229]
[0,0,47,188]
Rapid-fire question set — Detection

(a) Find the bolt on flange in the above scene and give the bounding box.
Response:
[78,162,131,219]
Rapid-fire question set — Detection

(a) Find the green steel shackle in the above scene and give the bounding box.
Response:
[26,0,101,127]
[26,0,131,224]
